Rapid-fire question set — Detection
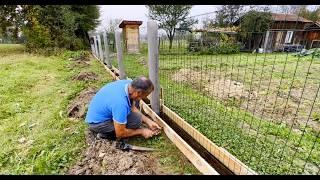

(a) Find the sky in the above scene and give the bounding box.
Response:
[97,5,218,34]
[96,5,319,35]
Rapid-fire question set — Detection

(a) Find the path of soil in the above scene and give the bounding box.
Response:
[67,130,163,175]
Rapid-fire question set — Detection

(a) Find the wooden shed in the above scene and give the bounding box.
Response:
[305,21,320,48]
[119,20,142,53]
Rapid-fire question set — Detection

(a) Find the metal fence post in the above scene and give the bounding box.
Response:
[147,21,160,115]
[115,30,126,79]
[103,31,112,69]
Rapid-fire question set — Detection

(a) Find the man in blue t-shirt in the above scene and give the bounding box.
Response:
[85,76,161,140]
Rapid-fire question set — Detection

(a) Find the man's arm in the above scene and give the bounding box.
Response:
[131,102,161,131]
[113,121,155,139]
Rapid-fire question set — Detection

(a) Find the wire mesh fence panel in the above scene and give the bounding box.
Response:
[158,12,320,175]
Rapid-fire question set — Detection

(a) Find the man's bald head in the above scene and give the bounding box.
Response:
[130,76,154,94]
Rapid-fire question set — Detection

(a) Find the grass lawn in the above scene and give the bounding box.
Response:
[118,45,319,175]
[0,44,199,175]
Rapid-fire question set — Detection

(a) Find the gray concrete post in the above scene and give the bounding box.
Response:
[147,21,160,115]
[97,33,104,61]
[103,31,112,69]
[115,30,126,79]
[93,36,98,57]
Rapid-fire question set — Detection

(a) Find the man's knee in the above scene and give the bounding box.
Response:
[89,120,115,134]
[126,112,142,129]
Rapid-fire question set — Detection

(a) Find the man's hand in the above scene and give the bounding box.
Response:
[141,128,159,139]
[147,120,161,131]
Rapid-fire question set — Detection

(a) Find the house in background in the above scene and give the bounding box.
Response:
[262,13,314,52]
[304,21,320,49]
[234,13,320,52]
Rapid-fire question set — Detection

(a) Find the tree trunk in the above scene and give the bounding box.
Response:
[169,37,173,50]
[83,30,90,48]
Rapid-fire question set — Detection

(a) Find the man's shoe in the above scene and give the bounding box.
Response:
[97,132,116,140]
[97,133,108,139]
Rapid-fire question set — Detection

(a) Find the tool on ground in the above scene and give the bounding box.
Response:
[115,140,156,152]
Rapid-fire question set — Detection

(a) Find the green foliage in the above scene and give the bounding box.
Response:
[16,5,99,53]
[293,48,320,58]
[192,43,240,55]
[188,33,240,54]
[298,6,320,22]
[0,5,24,42]
[146,5,196,49]
[215,5,244,27]
[61,50,90,59]
[239,10,272,50]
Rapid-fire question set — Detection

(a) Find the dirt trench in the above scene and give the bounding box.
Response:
[67,87,97,119]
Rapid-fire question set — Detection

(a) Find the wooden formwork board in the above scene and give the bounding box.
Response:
[161,105,257,175]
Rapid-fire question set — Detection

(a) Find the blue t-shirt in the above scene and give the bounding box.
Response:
[85,79,132,124]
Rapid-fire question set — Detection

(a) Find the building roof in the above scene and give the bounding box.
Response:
[234,12,313,25]
[192,27,238,34]
[305,21,320,30]
[119,20,142,28]
[271,13,313,23]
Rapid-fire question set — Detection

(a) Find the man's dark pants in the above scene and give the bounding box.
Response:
[88,112,142,140]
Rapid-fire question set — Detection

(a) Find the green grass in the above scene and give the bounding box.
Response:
[118,50,320,175]
[0,45,113,174]
[0,44,26,56]
[0,44,199,174]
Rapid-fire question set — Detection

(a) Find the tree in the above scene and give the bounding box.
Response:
[239,10,272,50]
[215,5,244,27]
[105,18,122,33]
[71,5,100,47]
[146,5,196,49]
[20,5,99,51]
[298,6,320,22]
[0,5,24,42]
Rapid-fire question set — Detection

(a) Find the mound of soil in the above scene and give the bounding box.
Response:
[69,55,90,62]
[67,88,97,119]
[67,131,160,175]
[67,55,91,69]
[73,72,98,81]
[138,57,147,66]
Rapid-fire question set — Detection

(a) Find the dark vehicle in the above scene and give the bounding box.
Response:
[283,44,304,52]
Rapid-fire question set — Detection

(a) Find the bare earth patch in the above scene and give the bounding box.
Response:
[67,88,97,119]
[173,68,256,101]
[68,55,91,69]
[72,72,98,81]
[67,131,162,175]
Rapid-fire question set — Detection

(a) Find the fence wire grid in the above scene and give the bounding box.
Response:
[90,11,320,175]
[158,13,320,175]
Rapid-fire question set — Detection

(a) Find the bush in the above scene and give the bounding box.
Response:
[187,32,240,55]
[61,50,90,59]
[190,42,240,55]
